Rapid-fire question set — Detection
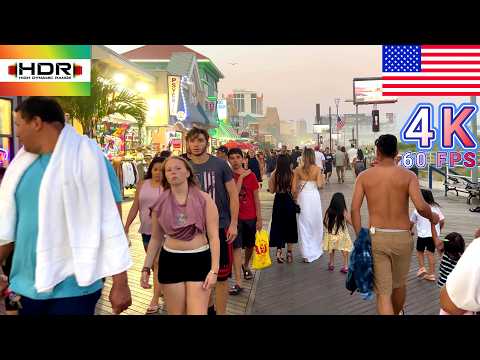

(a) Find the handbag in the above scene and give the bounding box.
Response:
[288,182,306,213]
[252,229,272,270]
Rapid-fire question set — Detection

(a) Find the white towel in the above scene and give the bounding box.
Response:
[0,124,132,293]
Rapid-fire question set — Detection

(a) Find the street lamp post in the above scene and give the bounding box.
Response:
[329,106,332,150]
[335,98,340,146]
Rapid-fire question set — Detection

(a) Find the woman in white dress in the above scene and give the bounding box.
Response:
[292,147,325,263]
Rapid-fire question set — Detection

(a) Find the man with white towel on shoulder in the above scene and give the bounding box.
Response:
[0,97,132,315]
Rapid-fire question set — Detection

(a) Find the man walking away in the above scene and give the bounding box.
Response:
[351,134,439,315]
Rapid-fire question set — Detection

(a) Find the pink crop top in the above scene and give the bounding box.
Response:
[138,180,162,235]
[154,185,206,241]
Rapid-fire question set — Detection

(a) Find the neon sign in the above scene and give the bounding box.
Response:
[400,103,479,168]
[0,148,9,165]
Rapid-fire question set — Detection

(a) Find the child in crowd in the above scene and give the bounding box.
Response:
[438,232,474,315]
[410,189,445,282]
[323,192,353,273]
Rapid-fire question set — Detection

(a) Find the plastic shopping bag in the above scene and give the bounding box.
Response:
[252,229,272,270]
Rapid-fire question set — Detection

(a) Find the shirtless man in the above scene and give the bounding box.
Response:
[351,134,440,315]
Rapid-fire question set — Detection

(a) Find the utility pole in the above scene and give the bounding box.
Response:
[316,104,320,148]
[329,106,332,150]
[355,103,359,148]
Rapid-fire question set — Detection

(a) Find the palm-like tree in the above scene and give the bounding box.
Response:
[57,65,148,138]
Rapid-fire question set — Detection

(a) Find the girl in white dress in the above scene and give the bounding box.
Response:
[292,148,325,263]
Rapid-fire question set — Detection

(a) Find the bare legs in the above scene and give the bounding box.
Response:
[163,282,211,315]
[376,286,407,315]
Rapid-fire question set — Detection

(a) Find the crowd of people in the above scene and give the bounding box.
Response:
[1,97,480,316]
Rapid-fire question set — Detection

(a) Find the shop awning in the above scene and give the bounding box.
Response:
[102,113,138,125]
[209,121,240,140]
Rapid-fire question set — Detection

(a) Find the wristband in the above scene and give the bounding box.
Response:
[142,267,151,275]
[209,270,218,275]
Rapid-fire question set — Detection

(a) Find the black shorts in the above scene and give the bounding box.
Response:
[217,228,233,282]
[233,219,257,249]
[141,234,151,248]
[158,247,211,284]
[416,236,435,253]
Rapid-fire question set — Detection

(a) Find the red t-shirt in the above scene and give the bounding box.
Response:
[234,172,259,220]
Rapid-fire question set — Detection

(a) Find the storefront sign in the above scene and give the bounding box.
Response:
[171,139,182,149]
[217,99,227,121]
[168,75,181,116]
[400,103,480,168]
[0,45,91,96]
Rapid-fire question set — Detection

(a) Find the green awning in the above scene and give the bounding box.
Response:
[209,121,239,140]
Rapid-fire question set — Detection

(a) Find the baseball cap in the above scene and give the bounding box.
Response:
[216,146,229,154]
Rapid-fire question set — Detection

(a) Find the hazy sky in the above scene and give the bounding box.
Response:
[107,45,471,130]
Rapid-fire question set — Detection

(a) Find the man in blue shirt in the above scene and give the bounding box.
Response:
[0,97,132,315]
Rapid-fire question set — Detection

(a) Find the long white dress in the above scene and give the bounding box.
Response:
[297,181,323,263]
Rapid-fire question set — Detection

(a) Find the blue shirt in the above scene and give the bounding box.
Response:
[9,154,123,300]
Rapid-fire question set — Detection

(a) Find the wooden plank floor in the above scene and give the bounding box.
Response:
[95,189,262,316]
[250,169,479,315]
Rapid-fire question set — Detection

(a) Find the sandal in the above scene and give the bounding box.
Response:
[469,206,480,213]
[242,265,253,280]
[145,304,160,315]
[416,267,427,278]
[423,274,436,282]
[286,251,293,263]
[229,284,243,295]
[340,266,348,274]
[328,264,334,271]
[276,249,285,263]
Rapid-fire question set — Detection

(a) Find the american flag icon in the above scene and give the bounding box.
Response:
[336,115,345,130]
[382,45,480,96]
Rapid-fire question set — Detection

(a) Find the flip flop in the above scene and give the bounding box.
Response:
[416,267,427,278]
[423,274,436,282]
[145,304,160,315]
[229,285,243,295]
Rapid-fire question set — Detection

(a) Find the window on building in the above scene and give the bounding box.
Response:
[251,93,257,114]
[234,93,244,113]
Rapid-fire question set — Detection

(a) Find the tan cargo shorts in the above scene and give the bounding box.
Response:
[371,230,414,296]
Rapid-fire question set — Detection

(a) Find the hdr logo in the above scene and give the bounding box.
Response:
[7,61,83,80]
[0,45,91,96]
[0,58,90,83]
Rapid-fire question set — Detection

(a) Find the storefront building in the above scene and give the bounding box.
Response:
[122,45,226,151]
[93,45,161,159]
[0,96,21,167]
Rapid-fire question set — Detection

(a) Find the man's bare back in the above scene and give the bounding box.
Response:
[355,164,416,230]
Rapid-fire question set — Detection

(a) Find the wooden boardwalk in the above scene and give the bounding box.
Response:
[95,169,479,315]
[95,190,262,316]
[249,169,480,315]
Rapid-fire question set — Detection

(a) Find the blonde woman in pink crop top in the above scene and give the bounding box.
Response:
[141,156,220,315]
[124,156,164,314]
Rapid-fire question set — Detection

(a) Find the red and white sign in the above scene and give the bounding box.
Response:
[171,139,182,149]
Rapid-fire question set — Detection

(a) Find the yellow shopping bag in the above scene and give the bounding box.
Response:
[252,229,272,270]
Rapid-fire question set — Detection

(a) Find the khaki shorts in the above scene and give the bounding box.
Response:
[371,230,414,295]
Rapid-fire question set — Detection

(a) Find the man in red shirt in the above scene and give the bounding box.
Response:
[227,148,262,295]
